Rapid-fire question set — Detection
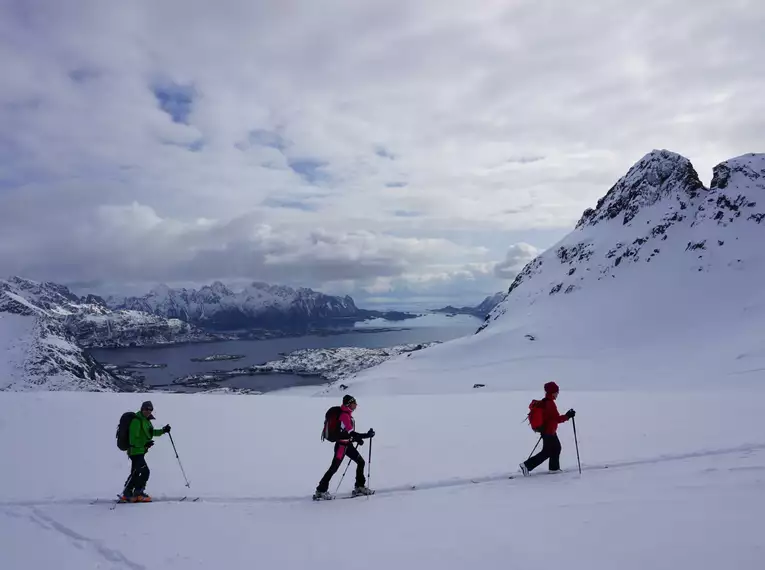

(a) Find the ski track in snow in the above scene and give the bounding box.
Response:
[2,441,762,508]
[25,507,146,570]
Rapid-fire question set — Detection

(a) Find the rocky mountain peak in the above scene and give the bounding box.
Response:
[479,150,763,334]
[576,149,706,229]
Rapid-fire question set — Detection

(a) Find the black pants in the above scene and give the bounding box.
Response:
[123,454,150,495]
[317,443,366,492]
[524,434,562,472]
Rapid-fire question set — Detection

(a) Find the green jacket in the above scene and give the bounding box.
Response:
[128,411,165,456]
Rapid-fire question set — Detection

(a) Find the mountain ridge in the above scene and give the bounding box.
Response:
[109,281,415,330]
[326,150,764,394]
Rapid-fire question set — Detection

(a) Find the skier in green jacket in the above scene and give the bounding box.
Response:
[121,400,170,502]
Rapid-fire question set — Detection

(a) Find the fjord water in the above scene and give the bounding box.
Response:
[89,314,482,389]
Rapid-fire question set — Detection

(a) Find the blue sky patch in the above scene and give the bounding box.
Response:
[153,82,196,124]
[288,158,329,184]
[393,209,420,218]
[507,155,545,165]
[248,129,287,150]
[262,197,318,211]
[375,145,395,159]
[68,68,100,84]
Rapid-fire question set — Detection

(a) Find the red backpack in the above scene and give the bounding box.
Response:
[527,399,545,432]
[322,406,343,442]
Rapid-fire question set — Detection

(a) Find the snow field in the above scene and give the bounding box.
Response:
[1,389,764,569]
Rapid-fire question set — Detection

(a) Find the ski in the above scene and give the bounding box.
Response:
[339,491,375,500]
[99,495,200,509]
[313,489,377,501]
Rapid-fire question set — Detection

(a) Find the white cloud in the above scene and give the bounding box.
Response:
[1,0,763,304]
[494,243,541,279]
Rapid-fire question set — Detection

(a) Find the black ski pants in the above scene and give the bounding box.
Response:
[317,442,365,492]
[524,434,562,472]
[123,454,150,495]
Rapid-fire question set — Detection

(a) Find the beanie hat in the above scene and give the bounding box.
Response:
[141,400,155,419]
[544,381,559,394]
[342,395,357,406]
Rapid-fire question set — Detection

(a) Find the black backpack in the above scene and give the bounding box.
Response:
[116,412,137,451]
[321,406,343,442]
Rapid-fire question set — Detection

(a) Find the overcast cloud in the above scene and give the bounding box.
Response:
[1,0,763,307]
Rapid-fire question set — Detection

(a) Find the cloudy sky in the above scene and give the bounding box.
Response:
[1,0,763,309]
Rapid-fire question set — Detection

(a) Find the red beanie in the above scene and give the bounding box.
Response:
[544,381,559,394]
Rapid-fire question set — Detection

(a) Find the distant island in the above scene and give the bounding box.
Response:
[432,292,505,318]
[191,354,246,362]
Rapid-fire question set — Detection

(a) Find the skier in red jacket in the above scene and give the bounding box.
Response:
[520,382,575,475]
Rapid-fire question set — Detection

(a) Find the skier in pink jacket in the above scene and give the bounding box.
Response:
[314,395,375,500]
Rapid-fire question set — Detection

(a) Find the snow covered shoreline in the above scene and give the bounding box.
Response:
[166,342,438,390]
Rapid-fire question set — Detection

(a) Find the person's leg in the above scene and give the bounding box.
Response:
[123,454,146,497]
[317,444,346,493]
[524,436,553,472]
[547,435,562,471]
[345,444,366,488]
[132,455,150,497]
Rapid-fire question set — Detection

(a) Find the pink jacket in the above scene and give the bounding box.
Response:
[337,405,355,443]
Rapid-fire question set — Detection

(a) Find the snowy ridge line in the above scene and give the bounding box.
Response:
[2,442,763,508]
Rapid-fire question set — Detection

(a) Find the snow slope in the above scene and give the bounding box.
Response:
[0,310,123,392]
[334,151,765,395]
[0,391,763,569]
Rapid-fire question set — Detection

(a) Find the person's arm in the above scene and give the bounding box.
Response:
[547,400,570,424]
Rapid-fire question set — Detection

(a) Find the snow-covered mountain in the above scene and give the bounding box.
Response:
[0,277,214,391]
[1,277,211,348]
[334,150,765,394]
[433,292,505,318]
[110,281,376,330]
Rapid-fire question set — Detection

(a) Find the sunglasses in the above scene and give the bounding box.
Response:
[142,407,154,412]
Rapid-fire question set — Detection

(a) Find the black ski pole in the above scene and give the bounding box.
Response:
[335,443,357,494]
[572,417,581,474]
[367,435,373,489]
[168,432,191,488]
[528,435,542,459]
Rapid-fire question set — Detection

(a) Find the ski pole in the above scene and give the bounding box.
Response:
[168,432,191,488]
[367,435,373,489]
[335,443,357,494]
[528,435,542,459]
[572,417,581,475]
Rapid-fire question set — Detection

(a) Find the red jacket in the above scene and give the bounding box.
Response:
[539,397,569,435]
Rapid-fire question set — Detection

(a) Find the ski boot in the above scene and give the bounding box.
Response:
[352,485,375,497]
[519,463,529,477]
[133,488,152,502]
[313,491,333,501]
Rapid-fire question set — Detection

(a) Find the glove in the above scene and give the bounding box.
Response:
[366,428,375,438]
[351,432,364,444]
[145,440,154,449]
[163,424,171,433]
[566,409,576,419]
